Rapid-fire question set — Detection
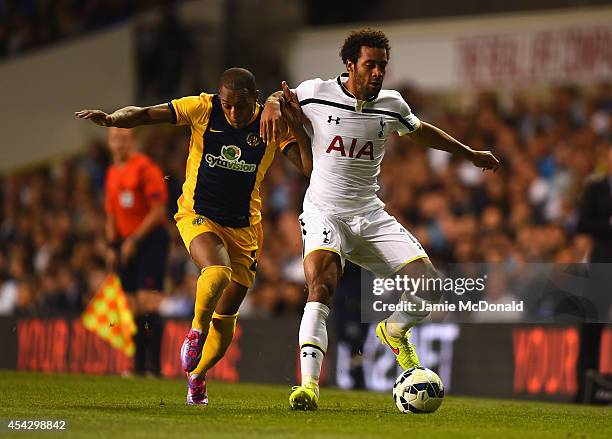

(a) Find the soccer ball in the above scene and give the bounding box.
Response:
[392,367,444,414]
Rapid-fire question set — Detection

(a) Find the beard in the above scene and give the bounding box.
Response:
[355,72,382,99]
[367,81,382,95]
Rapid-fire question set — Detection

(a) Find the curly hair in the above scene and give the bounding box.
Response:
[340,28,390,65]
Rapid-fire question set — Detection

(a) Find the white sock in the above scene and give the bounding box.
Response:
[298,301,330,387]
[386,292,431,338]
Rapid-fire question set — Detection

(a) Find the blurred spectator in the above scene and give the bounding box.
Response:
[0,270,17,315]
[471,271,523,323]
[14,277,38,316]
[577,146,612,262]
[574,144,612,401]
[159,261,197,318]
[0,0,138,60]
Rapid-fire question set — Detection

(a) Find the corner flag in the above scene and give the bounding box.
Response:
[81,274,137,356]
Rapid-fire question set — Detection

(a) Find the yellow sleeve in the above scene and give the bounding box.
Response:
[168,94,211,126]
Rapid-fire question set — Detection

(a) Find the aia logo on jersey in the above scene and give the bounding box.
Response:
[325,135,374,160]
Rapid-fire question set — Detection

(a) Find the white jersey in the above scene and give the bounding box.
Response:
[296,74,421,216]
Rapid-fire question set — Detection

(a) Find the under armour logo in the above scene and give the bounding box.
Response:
[302,352,317,358]
[322,228,331,244]
[378,118,386,138]
[328,116,340,124]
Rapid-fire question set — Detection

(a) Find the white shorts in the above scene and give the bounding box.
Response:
[299,208,428,277]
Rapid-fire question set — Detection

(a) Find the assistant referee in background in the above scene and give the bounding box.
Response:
[104,127,169,376]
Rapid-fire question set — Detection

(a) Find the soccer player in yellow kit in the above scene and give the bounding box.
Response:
[77,67,311,405]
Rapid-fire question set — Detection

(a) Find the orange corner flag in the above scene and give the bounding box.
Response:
[81,274,137,357]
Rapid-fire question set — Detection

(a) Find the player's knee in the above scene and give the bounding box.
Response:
[422,265,444,303]
[200,265,232,293]
[403,258,443,303]
[190,232,230,269]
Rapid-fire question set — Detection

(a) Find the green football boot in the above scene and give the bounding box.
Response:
[289,383,319,411]
[375,320,420,370]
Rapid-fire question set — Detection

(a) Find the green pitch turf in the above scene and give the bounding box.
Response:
[1,371,610,438]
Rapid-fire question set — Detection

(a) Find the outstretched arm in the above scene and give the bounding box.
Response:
[408,122,500,171]
[75,103,173,128]
[279,81,312,176]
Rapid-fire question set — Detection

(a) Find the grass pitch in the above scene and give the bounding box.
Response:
[1,371,610,438]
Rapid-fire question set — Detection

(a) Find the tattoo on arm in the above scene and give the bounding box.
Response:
[110,104,173,128]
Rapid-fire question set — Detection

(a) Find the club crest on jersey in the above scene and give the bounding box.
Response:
[328,116,340,124]
[205,145,257,173]
[325,136,374,160]
[246,132,261,147]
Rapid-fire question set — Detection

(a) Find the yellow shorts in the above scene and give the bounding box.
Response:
[176,214,263,288]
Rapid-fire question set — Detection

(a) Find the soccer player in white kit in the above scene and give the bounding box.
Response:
[261,29,499,410]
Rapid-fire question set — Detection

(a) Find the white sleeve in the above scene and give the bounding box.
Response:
[294,79,322,121]
[294,79,321,103]
[392,94,421,135]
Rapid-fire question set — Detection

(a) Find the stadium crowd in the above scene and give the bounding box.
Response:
[0,0,174,59]
[0,83,610,320]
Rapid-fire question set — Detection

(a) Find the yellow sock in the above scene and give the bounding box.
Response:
[191,312,238,378]
[192,266,232,332]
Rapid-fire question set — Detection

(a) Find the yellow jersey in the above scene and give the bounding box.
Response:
[169,93,294,227]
